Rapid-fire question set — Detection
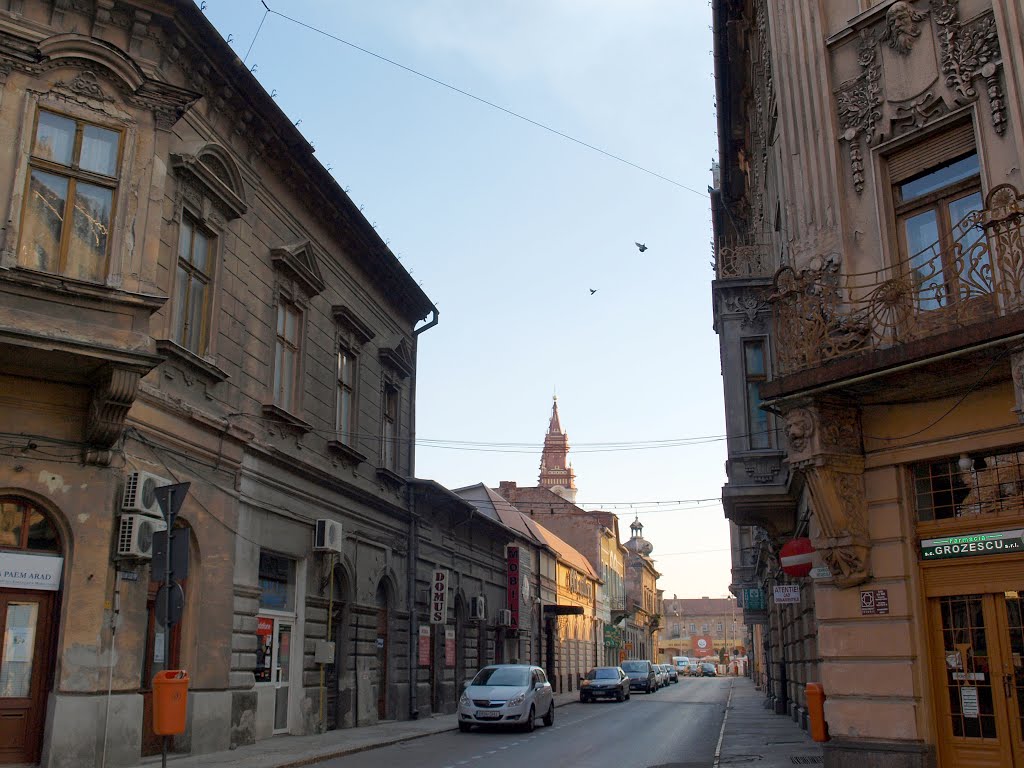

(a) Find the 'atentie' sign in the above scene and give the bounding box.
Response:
[921,529,1024,561]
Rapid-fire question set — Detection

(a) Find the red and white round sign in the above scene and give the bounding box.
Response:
[780,538,814,578]
[697,638,708,649]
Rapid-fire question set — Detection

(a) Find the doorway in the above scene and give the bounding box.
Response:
[928,591,1024,766]
[256,614,293,733]
[375,582,389,721]
[0,498,62,766]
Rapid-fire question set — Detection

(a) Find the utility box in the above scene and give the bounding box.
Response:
[314,640,336,664]
[152,670,190,735]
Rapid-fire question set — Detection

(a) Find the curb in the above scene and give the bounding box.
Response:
[270,697,581,768]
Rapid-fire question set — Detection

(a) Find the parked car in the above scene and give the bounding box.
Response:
[579,666,630,703]
[652,662,667,689]
[664,664,679,683]
[686,661,702,677]
[620,659,658,693]
[458,665,555,732]
[701,662,718,677]
[672,656,690,675]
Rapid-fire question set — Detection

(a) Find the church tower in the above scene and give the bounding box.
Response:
[539,396,578,502]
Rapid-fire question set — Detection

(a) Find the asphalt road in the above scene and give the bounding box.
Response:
[318,677,733,768]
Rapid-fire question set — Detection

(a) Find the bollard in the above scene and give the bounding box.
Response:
[805,682,829,742]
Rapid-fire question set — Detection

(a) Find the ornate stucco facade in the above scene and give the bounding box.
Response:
[712,1,1024,766]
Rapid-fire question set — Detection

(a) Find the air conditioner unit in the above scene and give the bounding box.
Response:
[470,595,487,621]
[313,519,343,553]
[122,471,172,518]
[116,514,166,560]
[497,608,513,627]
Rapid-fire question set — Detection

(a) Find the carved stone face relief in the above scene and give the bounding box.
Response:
[784,408,814,453]
[880,2,927,55]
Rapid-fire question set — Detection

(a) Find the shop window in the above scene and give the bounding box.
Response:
[258,551,296,612]
[913,448,1024,522]
[18,109,122,283]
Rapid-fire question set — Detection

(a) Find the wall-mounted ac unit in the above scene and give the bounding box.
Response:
[470,595,487,621]
[496,608,513,626]
[122,471,171,518]
[313,519,343,553]
[116,514,167,560]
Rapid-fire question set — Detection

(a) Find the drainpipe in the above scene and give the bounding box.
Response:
[407,307,437,719]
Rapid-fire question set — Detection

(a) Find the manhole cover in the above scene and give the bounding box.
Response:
[720,757,761,765]
[791,758,823,765]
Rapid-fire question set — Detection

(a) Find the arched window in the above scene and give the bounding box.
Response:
[0,498,60,553]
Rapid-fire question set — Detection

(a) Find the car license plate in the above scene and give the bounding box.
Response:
[475,710,501,719]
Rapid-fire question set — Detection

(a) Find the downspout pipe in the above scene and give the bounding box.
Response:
[407,305,438,719]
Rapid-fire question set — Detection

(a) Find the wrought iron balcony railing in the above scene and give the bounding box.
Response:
[771,185,1024,376]
[716,244,775,280]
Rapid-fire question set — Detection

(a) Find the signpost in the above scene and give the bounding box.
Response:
[780,538,814,578]
[153,483,190,768]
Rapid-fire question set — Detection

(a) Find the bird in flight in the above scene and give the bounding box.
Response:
[635,242,648,252]
[590,288,598,295]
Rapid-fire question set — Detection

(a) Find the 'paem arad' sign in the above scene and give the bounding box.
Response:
[921,529,1024,561]
[506,546,520,630]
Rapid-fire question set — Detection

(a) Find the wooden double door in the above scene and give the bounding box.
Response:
[0,589,56,765]
[929,590,1024,767]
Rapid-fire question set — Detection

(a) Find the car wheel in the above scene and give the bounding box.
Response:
[543,703,554,727]
[615,690,624,702]
[626,690,631,700]
[458,721,471,733]
[523,705,536,732]
[579,694,588,703]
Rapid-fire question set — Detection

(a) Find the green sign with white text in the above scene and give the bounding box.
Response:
[920,529,1024,561]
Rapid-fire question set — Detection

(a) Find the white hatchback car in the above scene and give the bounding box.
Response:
[458,664,555,732]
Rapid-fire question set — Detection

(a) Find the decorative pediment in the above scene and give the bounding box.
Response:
[831,0,1006,194]
[378,335,414,379]
[271,240,326,297]
[331,305,375,345]
[171,146,247,220]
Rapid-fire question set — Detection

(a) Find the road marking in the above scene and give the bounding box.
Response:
[712,680,736,768]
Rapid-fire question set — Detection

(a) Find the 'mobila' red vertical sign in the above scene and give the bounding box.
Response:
[507,546,520,630]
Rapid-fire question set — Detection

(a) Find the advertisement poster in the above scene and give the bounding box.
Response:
[255,616,274,682]
[418,626,431,666]
[692,635,715,658]
[445,628,455,667]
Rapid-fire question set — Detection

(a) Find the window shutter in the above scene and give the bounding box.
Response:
[887,122,976,183]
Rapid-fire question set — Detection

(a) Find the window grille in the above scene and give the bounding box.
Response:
[913,448,1024,522]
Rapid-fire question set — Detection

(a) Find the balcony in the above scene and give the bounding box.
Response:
[715,244,776,280]
[768,184,1024,387]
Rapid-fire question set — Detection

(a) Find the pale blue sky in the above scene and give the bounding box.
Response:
[204,1,728,599]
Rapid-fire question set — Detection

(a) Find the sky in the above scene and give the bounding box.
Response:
[203,1,729,600]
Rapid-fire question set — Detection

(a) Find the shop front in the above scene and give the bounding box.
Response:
[0,498,63,766]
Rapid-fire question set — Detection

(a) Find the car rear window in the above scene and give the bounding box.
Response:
[588,668,619,679]
[620,661,647,672]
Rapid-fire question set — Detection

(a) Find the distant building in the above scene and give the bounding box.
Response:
[659,597,741,662]
[538,396,577,503]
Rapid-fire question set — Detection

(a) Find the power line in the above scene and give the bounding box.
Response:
[248,3,707,197]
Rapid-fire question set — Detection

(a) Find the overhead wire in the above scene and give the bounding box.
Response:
[242,2,707,196]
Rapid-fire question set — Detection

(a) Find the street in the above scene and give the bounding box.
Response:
[318,677,733,768]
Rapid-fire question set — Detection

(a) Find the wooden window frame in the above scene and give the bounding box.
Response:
[273,298,304,413]
[171,212,216,357]
[742,338,773,451]
[18,108,124,282]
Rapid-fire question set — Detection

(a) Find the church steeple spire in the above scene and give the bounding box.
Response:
[539,396,577,502]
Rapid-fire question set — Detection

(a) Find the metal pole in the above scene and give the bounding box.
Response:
[161,490,178,768]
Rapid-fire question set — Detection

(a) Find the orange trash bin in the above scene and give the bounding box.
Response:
[152,670,190,735]
[805,682,829,742]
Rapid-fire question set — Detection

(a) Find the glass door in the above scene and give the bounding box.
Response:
[0,592,54,765]
[274,621,291,733]
[996,593,1024,766]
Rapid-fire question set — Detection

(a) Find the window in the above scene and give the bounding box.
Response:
[913,447,1024,523]
[689,623,696,634]
[172,216,213,354]
[381,383,399,471]
[19,109,121,282]
[717,622,724,635]
[273,300,302,411]
[336,345,357,446]
[743,339,771,450]
[702,624,709,634]
[890,125,984,310]
[0,498,60,553]
[258,551,296,612]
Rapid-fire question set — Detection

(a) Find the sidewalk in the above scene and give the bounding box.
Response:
[715,677,824,767]
[134,691,580,768]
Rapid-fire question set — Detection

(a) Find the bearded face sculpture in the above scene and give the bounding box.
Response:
[880,1,927,55]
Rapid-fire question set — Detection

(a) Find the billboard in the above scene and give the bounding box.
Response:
[691,635,715,658]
